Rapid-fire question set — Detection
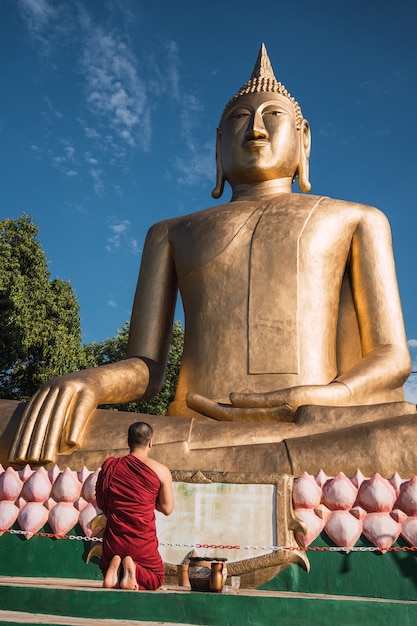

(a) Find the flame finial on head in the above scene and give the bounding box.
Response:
[220,43,303,129]
[250,42,276,81]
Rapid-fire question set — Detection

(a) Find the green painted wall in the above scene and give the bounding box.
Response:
[0,523,102,580]
[1,526,417,608]
[262,535,417,601]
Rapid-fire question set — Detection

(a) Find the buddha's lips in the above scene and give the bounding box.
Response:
[243,139,269,149]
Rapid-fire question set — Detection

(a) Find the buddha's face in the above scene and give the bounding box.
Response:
[220,92,300,187]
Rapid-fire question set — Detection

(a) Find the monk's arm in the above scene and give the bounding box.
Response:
[9,221,178,463]
[155,464,174,516]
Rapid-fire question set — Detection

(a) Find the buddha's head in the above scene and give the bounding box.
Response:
[212,44,311,198]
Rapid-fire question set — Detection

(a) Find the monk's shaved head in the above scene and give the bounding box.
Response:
[128,421,153,450]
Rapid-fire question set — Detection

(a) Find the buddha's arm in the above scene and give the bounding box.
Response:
[126,220,177,397]
[9,221,177,463]
[334,206,411,396]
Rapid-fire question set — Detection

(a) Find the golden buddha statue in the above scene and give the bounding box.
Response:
[3,44,415,476]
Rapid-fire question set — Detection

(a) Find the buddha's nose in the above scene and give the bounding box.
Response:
[244,110,268,141]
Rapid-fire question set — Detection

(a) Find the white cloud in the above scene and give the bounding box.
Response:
[80,122,101,140]
[175,140,215,187]
[80,23,149,151]
[18,0,56,31]
[165,40,180,102]
[106,219,130,251]
[319,122,336,138]
[49,140,78,178]
[129,238,140,255]
[112,221,129,235]
[404,376,417,404]
[106,219,141,255]
[171,93,215,188]
[18,2,212,193]
[90,168,104,195]
[404,342,417,404]
[107,299,117,309]
[30,144,43,158]
[44,95,63,119]
[17,0,72,56]
[85,153,98,165]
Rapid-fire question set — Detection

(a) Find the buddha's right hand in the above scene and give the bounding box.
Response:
[8,371,100,463]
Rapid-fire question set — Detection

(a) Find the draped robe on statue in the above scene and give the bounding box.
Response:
[167,194,403,418]
[95,455,164,590]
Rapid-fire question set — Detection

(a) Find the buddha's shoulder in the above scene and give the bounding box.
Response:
[145,196,389,237]
[317,195,390,225]
[147,202,251,234]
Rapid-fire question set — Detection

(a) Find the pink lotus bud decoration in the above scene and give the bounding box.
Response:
[81,469,100,505]
[293,472,322,509]
[1,464,417,554]
[48,502,80,536]
[322,473,358,511]
[362,513,401,553]
[18,502,49,539]
[0,501,19,537]
[293,508,326,548]
[0,467,23,501]
[21,467,51,503]
[293,471,417,553]
[0,465,103,540]
[324,511,363,551]
[394,476,417,516]
[51,468,81,503]
[356,474,396,513]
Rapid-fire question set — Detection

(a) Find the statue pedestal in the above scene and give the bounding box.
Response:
[1,399,417,477]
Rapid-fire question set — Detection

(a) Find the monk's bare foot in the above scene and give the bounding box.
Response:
[103,555,122,589]
[120,556,138,590]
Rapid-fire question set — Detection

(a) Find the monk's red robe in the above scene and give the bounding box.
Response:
[95,454,164,590]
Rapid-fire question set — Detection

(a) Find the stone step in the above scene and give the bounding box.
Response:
[0,609,187,625]
[0,576,417,625]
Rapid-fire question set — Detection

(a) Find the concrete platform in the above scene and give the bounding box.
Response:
[1,576,417,625]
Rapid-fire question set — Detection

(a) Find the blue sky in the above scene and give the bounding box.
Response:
[1,0,417,400]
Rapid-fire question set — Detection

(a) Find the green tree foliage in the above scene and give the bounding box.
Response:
[88,320,184,415]
[0,215,92,400]
[0,214,184,415]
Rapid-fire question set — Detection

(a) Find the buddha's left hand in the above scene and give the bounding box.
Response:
[186,383,351,423]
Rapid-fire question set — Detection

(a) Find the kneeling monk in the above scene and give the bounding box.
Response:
[95,421,174,590]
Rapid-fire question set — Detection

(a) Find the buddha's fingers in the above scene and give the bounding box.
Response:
[65,386,99,446]
[33,387,77,462]
[29,387,74,461]
[8,387,59,462]
[186,393,292,422]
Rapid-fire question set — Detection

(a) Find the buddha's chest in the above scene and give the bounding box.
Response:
[170,195,353,285]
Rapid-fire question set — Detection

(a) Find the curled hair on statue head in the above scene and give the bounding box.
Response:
[128,421,153,450]
[221,43,304,130]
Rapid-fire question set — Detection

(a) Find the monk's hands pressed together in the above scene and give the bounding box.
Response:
[186,382,352,423]
[8,371,100,463]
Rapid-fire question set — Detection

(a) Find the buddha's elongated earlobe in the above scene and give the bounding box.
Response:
[297,119,311,193]
[212,128,225,199]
